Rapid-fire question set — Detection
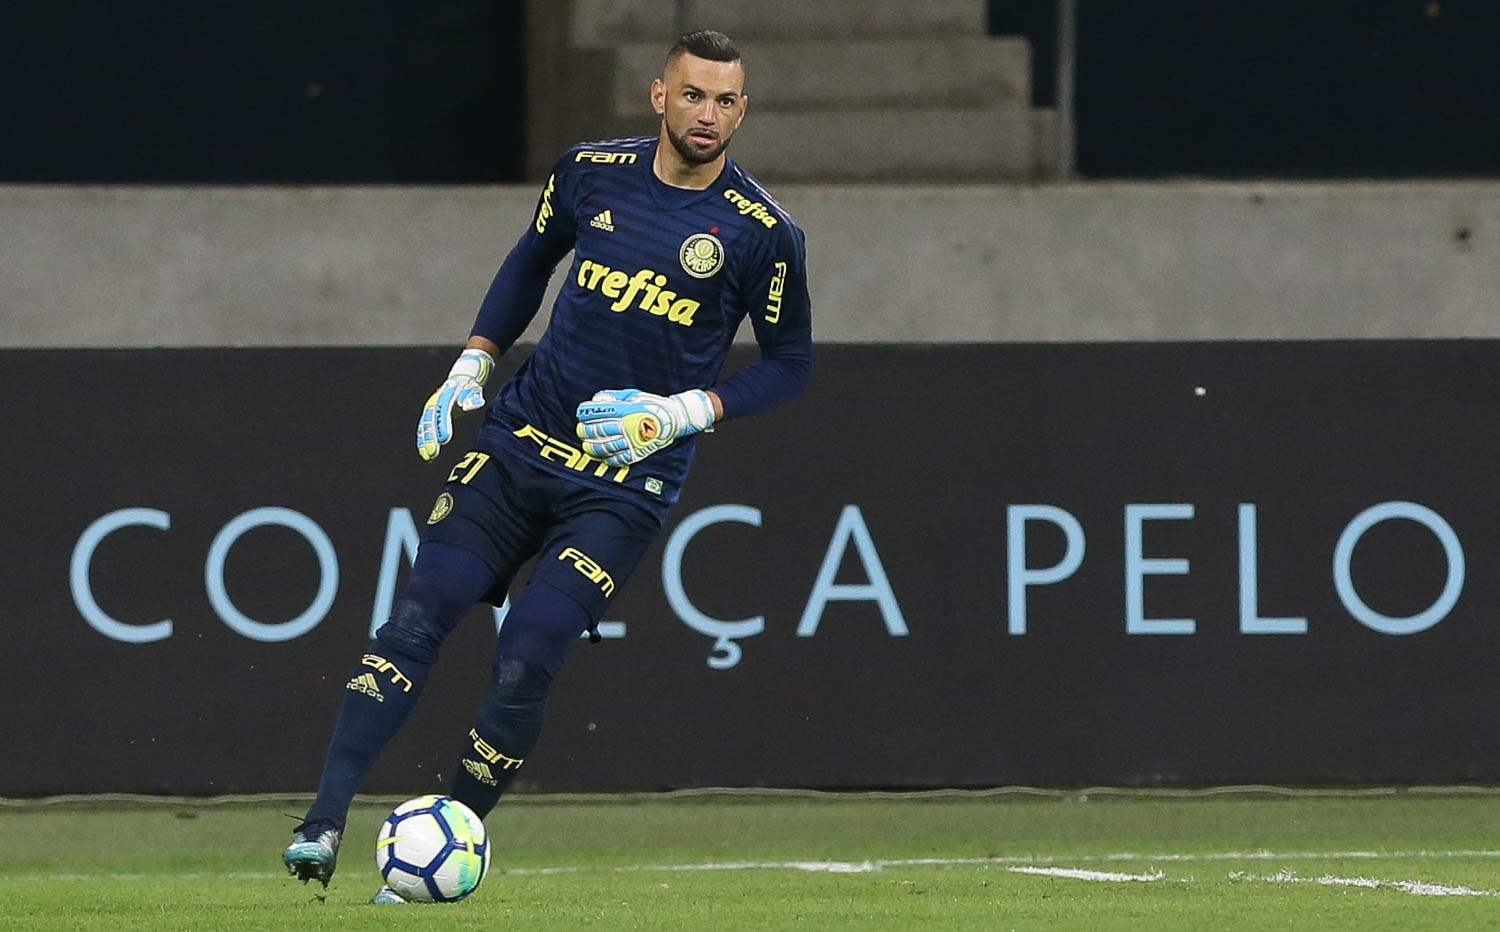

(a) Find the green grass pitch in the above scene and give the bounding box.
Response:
[4,791,1500,929]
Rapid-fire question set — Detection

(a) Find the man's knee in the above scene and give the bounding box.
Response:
[497,579,592,675]
[376,546,495,663]
[489,656,554,702]
[375,594,444,664]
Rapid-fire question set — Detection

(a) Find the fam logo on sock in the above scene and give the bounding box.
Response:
[469,729,524,771]
[346,672,384,702]
[361,654,414,693]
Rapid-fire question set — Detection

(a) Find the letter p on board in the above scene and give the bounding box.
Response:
[1006,505,1086,635]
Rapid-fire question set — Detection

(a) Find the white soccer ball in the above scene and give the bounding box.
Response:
[375,794,491,903]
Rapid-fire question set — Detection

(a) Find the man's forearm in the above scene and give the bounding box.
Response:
[465,335,502,359]
[710,341,812,421]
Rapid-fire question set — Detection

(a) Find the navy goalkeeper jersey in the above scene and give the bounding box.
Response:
[471,136,812,506]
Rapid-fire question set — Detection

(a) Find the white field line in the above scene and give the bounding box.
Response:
[25,849,1500,882]
[48,872,285,881]
[1009,867,1164,883]
[1230,869,1500,898]
[496,849,1500,875]
[1317,875,1499,897]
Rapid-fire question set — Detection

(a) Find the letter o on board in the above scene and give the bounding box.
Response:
[1332,501,1463,636]
[205,507,340,642]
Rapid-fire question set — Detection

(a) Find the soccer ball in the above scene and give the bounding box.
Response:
[375,795,491,902]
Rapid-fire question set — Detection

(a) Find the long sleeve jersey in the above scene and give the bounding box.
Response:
[470,136,813,506]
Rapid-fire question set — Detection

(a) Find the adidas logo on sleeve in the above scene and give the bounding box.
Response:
[590,210,614,232]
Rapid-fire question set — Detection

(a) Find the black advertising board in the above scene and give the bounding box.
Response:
[5,343,1499,794]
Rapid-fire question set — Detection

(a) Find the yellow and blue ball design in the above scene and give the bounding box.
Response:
[375,794,491,902]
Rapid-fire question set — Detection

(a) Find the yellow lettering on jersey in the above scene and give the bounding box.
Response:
[575,260,701,328]
[600,270,630,298]
[535,174,556,233]
[723,189,777,228]
[765,261,787,323]
[582,262,610,289]
[512,423,630,483]
[574,150,638,165]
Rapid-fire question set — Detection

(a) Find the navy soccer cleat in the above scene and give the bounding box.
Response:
[282,822,342,887]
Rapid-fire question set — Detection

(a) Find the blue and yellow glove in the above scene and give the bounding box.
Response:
[575,389,716,466]
[416,348,494,461]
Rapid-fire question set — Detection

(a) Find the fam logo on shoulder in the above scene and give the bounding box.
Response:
[679,233,724,279]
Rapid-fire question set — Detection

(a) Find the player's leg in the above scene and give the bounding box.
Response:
[447,492,666,817]
[284,541,495,885]
[445,578,590,813]
[287,449,539,886]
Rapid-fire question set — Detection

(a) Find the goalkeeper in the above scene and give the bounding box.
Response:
[284,28,811,897]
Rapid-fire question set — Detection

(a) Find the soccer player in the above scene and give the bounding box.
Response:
[283,29,811,899]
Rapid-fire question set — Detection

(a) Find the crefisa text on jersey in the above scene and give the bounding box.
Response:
[723,189,777,228]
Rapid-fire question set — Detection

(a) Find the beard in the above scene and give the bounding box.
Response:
[664,120,731,164]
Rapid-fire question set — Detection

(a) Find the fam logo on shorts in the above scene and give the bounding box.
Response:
[427,492,454,524]
[679,232,724,278]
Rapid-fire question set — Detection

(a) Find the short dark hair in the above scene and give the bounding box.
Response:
[666,29,740,67]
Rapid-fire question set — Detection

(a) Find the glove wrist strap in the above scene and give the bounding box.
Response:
[676,389,716,434]
[451,348,495,385]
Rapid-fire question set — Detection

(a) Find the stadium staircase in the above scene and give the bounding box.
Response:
[524,0,1055,182]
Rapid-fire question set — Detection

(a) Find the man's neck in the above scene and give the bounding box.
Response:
[653,135,724,190]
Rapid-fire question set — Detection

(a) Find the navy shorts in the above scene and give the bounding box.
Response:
[418,443,667,623]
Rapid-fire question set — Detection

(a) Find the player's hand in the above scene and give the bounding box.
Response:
[416,348,495,461]
[574,389,715,466]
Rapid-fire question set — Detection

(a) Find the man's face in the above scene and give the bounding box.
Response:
[652,53,748,165]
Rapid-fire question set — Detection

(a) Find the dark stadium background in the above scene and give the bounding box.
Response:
[8,7,1500,926]
[6,0,1497,183]
[7,0,1500,795]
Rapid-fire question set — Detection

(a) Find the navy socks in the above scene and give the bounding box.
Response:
[302,544,592,829]
[302,543,495,830]
[449,579,591,818]
[302,637,431,830]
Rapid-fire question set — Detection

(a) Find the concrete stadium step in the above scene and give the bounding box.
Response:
[538,0,1055,182]
[719,107,1057,182]
[569,0,987,47]
[610,37,1030,116]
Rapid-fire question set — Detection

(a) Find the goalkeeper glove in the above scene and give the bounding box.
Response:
[416,348,494,461]
[574,388,715,466]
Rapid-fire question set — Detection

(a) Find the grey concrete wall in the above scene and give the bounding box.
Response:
[3,182,1498,347]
